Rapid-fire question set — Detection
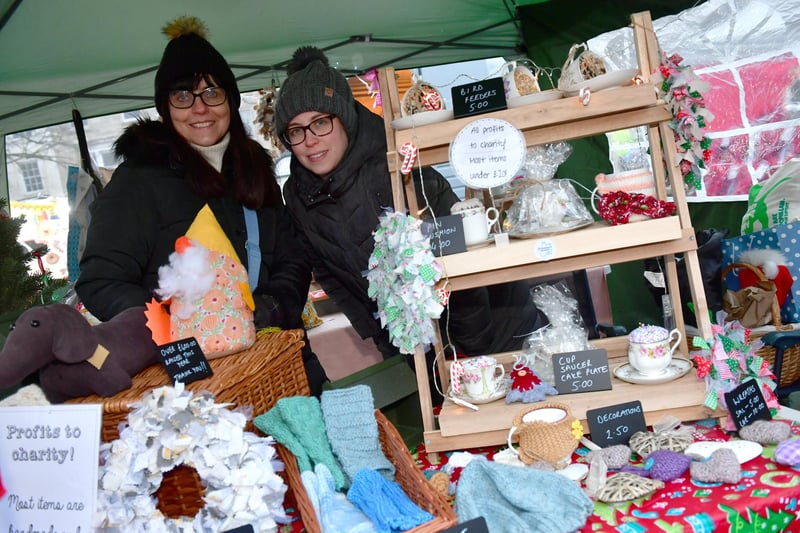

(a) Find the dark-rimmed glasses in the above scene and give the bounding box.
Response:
[168,86,227,109]
[283,115,335,146]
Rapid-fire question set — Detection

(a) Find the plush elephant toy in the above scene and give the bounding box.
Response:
[0,304,159,403]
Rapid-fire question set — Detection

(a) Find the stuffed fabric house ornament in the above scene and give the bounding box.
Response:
[146,204,256,358]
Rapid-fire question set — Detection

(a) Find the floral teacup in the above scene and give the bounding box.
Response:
[627,325,682,376]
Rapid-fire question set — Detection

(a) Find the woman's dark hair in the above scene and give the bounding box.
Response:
[161,73,281,210]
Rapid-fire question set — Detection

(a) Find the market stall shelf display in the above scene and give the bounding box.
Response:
[378,10,715,457]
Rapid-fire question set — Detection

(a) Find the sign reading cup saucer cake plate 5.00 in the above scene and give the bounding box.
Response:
[449,118,526,190]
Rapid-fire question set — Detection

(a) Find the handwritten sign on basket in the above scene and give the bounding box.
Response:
[0,404,102,530]
[451,77,506,118]
[552,349,612,395]
[725,379,771,430]
[158,337,212,385]
[586,400,648,448]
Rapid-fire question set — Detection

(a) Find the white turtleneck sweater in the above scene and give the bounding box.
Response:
[190,132,231,173]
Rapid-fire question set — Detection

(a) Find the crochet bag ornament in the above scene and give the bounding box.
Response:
[506,402,583,468]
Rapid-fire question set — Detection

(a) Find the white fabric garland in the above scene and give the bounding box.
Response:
[367,210,444,354]
[94,383,289,532]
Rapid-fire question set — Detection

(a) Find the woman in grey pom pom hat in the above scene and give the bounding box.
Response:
[76,18,328,395]
[275,47,547,376]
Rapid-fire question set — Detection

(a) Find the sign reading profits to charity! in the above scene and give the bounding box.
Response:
[451,77,507,118]
[552,348,612,395]
[449,117,526,189]
[422,215,467,256]
[725,379,771,430]
[158,336,213,385]
[0,404,102,530]
[586,400,648,448]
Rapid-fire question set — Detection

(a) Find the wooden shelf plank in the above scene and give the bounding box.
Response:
[436,217,685,279]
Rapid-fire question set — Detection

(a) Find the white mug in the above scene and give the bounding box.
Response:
[461,356,505,401]
[452,203,500,246]
[627,325,682,376]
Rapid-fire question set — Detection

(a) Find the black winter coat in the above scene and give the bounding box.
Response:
[284,104,545,357]
[75,121,328,393]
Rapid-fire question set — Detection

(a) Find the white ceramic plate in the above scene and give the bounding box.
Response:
[466,236,495,250]
[684,440,763,464]
[448,381,509,405]
[506,90,564,108]
[391,109,453,130]
[613,357,693,385]
[561,68,639,95]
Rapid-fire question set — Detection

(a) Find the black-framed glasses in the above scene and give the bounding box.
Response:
[168,86,227,109]
[283,115,335,146]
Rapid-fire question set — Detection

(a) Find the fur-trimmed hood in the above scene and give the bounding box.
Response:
[114,119,175,167]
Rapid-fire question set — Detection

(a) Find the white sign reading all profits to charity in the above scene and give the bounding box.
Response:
[0,403,102,531]
[448,117,526,189]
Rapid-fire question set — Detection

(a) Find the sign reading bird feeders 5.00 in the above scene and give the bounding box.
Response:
[449,117,525,190]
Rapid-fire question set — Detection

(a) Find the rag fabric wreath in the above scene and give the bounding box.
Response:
[94,383,289,531]
[367,209,445,354]
[651,52,714,192]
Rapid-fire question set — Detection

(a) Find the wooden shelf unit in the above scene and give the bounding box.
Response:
[378,11,716,455]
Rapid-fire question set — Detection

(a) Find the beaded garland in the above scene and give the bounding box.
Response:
[94,384,289,531]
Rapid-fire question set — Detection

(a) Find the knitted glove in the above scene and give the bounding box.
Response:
[302,464,376,533]
[347,468,433,533]
[255,396,347,489]
[321,385,395,485]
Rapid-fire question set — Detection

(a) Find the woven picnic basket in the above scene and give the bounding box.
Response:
[67,328,310,519]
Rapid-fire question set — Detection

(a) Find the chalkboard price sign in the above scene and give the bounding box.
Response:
[441,517,489,533]
[158,337,213,385]
[422,214,467,256]
[552,349,612,395]
[725,379,771,430]
[586,400,648,448]
[451,77,507,118]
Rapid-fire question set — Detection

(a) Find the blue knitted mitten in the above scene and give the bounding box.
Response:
[347,468,434,533]
[255,396,347,489]
[321,385,395,485]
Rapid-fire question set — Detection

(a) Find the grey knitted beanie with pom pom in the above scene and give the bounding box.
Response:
[274,46,358,145]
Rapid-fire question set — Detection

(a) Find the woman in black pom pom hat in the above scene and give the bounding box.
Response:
[274,46,547,372]
[76,18,328,395]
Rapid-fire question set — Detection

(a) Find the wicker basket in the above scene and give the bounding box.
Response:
[275,409,457,533]
[67,328,309,518]
[750,330,800,388]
